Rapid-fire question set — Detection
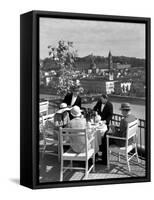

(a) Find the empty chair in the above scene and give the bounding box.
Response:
[107,119,139,172]
[40,101,49,116]
[59,128,95,181]
[41,114,60,161]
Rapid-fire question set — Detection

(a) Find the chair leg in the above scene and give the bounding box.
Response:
[84,160,88,179]
[58,143,60,162]
[126,154,130,172]
[60,160,63,181]
[93,154,95,172]
[135,136,139,163]
[135,146,139,163]
[93,137,95,172]
[107,138,110,170]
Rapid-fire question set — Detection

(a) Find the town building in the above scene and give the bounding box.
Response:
[116,63,131,70]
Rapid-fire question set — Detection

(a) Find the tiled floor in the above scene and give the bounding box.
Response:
[39,149,146,183]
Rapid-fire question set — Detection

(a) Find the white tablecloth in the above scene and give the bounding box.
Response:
[41,119,108,154]
[87,123,108,153]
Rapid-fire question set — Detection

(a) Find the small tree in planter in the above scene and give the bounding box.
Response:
[48,40,84,97]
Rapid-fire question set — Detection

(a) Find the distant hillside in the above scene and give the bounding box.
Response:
[40,57,60,71]
[112,56,145,68]
[40,55,145,71]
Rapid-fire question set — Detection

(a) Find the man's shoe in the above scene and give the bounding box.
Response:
[101,161,107,166]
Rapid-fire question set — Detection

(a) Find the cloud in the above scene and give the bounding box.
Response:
[40,18,145,59]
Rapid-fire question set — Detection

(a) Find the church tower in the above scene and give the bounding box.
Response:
[108,50,113,70]
[108,51,114,81]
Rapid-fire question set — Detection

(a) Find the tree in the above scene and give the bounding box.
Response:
[48,40,83,96]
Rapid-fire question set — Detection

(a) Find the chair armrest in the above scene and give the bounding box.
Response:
[106,135,126,140]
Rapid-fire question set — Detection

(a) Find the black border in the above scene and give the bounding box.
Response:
[20,10,151,189]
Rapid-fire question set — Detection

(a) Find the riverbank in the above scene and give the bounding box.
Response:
[40,92,145,106]
[108,94,145,106]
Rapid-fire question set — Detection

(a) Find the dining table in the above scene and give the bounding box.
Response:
[40,112,108,156]
[87,121,108,153]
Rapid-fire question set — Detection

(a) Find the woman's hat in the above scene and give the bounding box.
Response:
[56,103,70,114]
[70,106,81,117]
[59,103,67,109]
[120,103,131,110]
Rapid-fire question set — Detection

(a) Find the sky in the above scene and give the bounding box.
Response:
[40,17,145,59]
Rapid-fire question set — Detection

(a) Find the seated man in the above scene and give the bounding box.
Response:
[108,103,137,147]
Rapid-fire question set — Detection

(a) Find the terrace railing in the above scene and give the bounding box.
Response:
[111,113,145,158]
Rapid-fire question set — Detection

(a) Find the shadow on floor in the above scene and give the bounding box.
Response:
[39,152,146,183]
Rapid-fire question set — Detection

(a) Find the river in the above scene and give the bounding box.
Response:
[83,101,145,120]
[40,94,145,120]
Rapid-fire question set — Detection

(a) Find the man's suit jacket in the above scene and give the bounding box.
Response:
[119,114,136,138]
[93,100,113,127]
[63,93,81,108]
[115,114,137,146]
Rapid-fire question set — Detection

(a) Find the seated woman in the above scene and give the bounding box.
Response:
[68,106,87,153]
[54,103,70,128]
[47,103,70,140]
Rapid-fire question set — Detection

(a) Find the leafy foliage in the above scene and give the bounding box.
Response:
[48,40,83,96]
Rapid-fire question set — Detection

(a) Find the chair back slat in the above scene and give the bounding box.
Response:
[59,127,88,155]
[59,127,95,181]
[42,114,54,126]
[127,119,138,140]
[60,133,87,137]
[40,101,49,115]
[60,128,87,141]
[40,113,60,160]
[61,128,87,133]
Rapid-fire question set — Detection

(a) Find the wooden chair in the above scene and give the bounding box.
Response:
[107,119,139,172]
[59,128,95,181]
[41,114,60,161]
[40,101,49,116]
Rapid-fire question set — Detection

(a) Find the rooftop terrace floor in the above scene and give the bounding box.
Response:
[39,149,146,183]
